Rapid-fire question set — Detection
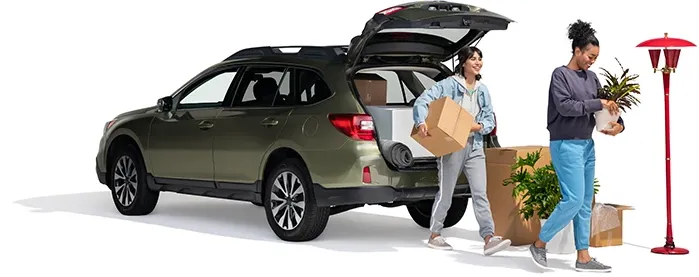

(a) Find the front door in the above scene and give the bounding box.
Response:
[148,67,241,184]
[213,64,294,187]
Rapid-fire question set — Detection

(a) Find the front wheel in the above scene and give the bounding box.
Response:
[406,197,468,229]
[108,144,159,215]
[263,158,330,241]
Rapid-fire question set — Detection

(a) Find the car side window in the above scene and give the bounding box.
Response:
[178,68,239,109]
[295,68,333,105]
[233,66,290,108]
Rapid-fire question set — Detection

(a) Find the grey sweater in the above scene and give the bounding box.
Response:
[547,66,625,140]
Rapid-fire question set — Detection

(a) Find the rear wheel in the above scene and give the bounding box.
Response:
[263,158,330,241]
[108,144,159,215]
[406,197,468,229]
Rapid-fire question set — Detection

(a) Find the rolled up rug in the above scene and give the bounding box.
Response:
[379,140,414,168]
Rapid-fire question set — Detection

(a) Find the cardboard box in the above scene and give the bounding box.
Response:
[410,97,473,157]
[354,73,387,106]
[485,146,551,246]
[365,106,433,158]
[589,202,634,247]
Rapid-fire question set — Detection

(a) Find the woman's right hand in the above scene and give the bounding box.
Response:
[418,123,430,137]
[601,99,620,115]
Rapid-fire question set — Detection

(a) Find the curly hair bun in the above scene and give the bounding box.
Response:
[567,19,596,41]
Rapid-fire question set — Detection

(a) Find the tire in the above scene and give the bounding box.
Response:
[263,158,330,242]
[406,197,468,229]
[108,144,159,216]
[251,202,264,207]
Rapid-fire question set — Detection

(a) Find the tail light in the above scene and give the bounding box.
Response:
[490,113,498,136]
[328,114,375,141]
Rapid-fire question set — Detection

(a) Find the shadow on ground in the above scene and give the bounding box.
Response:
[14,191,556,271]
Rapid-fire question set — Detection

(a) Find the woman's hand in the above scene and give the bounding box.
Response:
[417,123,430,137]
[471,122,482,132]
[601,121,624,136]
[601,99,620,115]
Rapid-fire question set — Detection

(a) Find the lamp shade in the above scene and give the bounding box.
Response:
[648,49,661,69]
[664,49,681,68]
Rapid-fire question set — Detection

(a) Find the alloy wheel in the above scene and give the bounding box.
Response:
[270,171,306,231]
[113,155,138,207]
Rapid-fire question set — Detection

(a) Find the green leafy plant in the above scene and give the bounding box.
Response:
[502,149,600,220]
[597,57,642,112]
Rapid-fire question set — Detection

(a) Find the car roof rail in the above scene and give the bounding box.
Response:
[223,45,348,62]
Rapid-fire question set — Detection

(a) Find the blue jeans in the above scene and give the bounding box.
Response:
[539,139,596,250]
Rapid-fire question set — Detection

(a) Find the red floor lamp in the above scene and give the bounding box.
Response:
[636,33,695,255]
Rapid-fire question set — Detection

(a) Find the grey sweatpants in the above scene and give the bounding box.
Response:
[429,137,495,239]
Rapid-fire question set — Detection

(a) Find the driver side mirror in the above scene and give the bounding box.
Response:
[157,96,173,112]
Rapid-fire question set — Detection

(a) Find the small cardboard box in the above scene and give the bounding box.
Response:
[354,73,387,106]
[410,97,473,157]
[589,201,634,247]
[485,146,552,246]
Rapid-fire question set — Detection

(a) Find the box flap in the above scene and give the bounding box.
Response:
[485,146,549,165]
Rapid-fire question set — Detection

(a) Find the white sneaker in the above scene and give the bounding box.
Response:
[427,236,453,250]
[484,236,511,256]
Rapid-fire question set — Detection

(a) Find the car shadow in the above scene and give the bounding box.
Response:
[13,190,573,271]
[14,190,485,253]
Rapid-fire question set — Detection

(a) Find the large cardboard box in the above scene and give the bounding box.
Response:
[354,73,387,106]
[485,146,551,246]
[589,201,634,247]
[410,97,473,157]
[365,106,433,158]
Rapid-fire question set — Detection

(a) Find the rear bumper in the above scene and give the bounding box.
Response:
[313,183,471,207]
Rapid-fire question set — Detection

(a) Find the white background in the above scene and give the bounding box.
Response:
[1,0,696,276]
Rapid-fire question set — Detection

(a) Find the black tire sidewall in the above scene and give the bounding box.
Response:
[407,197,469,229]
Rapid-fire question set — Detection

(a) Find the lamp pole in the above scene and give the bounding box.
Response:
[636,33,694,255]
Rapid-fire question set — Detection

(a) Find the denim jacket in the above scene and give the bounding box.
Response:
[412,75,496,151]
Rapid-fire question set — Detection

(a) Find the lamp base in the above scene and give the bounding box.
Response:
[651,245,689,255]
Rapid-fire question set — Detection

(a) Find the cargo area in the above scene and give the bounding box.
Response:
[350,65,448,171]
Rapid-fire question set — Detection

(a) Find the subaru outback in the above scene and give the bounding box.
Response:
[95,1,512,242]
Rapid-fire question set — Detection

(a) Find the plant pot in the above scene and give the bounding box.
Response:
[594,109,620,132]
[540,218,576,254]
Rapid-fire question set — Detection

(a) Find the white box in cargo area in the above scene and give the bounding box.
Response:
[365,106,433,158]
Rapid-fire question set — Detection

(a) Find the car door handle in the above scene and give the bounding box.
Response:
[198,120,214,130]
[260,117,278,126]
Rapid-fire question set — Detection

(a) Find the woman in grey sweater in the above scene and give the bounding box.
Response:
[528,20,625,273]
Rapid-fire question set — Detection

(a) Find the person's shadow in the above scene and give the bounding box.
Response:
[14,190,559,272]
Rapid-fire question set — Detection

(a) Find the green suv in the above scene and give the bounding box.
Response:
[94,1,512,241]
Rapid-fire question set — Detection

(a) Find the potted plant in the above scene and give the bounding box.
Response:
[502,149,600,254]
[594,57,642,131]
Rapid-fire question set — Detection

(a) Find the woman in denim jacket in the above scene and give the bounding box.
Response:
[412,46,511,256]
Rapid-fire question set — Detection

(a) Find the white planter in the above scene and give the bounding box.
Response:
[541,218,576,254]
[594,109,620,132]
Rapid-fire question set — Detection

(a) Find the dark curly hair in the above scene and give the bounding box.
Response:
[456,46,482,81]
[567,19,599,53]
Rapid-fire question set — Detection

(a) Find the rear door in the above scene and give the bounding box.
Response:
[347,1,514,67]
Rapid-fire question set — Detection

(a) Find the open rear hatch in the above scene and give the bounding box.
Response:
[346,1,513,171]
[347,1,514,67]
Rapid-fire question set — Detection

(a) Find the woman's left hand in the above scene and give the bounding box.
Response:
[601,121,624,136]
[470,122,482,132]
